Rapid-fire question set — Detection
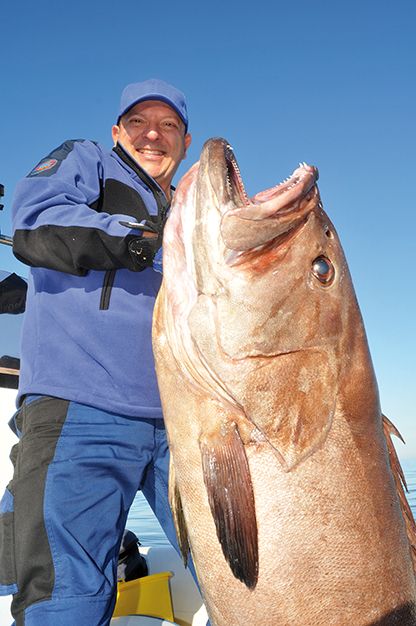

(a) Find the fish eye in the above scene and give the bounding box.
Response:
[311,256,335,285]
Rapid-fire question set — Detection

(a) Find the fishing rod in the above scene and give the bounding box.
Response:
[0,183,13,246]
[0,228,12,249]
[0,234,12,247]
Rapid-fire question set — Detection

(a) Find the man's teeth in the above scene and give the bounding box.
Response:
[139,149,164,155]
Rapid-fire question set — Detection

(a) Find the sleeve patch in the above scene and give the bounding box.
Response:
[29,159,58,176]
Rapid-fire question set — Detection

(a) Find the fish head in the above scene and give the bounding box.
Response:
[167,137,358,359]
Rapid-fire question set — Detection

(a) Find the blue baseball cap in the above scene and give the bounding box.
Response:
[117,79,189,131]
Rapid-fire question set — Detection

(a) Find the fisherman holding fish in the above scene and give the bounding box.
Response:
[0,80,194,625]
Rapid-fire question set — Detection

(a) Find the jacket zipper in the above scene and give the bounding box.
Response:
[100,270,116,310]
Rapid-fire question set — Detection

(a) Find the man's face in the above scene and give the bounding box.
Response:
[112,100,192,198]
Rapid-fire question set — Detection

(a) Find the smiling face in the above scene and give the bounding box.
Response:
[112,100,192,199]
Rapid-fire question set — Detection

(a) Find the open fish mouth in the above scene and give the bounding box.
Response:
[199,138,320,254]
[204,137,319,217]
[223,142,251,207]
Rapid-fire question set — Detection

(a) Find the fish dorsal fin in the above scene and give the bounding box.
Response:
[168,454,190,567]
[199,422,258,589]
[382,414,416,573]
[240,350,337,471]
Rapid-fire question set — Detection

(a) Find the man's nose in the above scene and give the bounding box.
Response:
[146,129,159,141]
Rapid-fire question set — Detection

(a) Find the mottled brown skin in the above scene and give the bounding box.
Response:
[153,139,416,625]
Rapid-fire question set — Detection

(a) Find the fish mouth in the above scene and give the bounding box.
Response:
[200,138,320,253]
[251,163,319,214]
[223,142,251,207]
[202,137,318,216]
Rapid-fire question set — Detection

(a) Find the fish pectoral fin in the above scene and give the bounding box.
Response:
[168,454,190,567]
[199,423,259,589]
[383,414,416,572]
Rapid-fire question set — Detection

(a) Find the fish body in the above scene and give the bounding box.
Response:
[153,138,416,625]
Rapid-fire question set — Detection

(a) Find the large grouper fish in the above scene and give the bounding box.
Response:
[152,138,416,625]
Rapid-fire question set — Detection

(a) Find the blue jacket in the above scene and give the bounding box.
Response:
[12,139,169,417]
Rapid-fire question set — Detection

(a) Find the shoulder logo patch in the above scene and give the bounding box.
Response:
[31,159,58,175]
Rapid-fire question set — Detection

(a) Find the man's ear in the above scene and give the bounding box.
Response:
[111,125,120,145]
[183,133,192,158]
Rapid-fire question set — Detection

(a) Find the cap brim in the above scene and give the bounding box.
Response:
[118,95,188,130]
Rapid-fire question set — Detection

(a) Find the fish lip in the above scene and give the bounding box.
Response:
[251,163,319,215]
[198,137,249,209]
[224,213,310,268]
[200,137,319,216]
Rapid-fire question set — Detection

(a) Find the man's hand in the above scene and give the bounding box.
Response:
[128,230,162,271]
[120,219,165,271]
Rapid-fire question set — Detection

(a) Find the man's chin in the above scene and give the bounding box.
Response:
[137,161,162,178]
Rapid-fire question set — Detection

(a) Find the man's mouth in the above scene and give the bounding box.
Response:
[136,147,166,157]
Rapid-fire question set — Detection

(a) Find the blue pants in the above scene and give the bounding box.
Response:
[0,395,202,625]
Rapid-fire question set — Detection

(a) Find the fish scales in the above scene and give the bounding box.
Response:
[152,138,416,625]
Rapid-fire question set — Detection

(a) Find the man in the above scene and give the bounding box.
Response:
[0,79,192,625]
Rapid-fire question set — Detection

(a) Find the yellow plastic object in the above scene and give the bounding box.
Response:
[113,572,174,621]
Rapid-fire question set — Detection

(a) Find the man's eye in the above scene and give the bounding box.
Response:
[163,121,178,129]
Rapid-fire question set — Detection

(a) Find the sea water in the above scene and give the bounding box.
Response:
[405,461,416,523]
[126,460,416,546]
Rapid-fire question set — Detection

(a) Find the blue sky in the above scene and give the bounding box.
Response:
[0,1,415,459]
